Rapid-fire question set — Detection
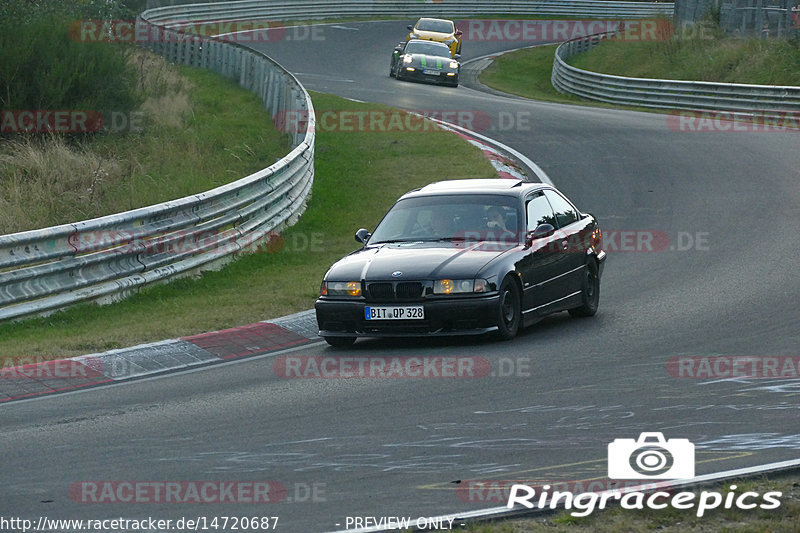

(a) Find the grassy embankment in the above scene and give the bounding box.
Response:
[480,24,800,103]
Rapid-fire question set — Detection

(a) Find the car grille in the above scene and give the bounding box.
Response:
[366,281,424,301]
[396,282,424,299]
[367,283,394,300]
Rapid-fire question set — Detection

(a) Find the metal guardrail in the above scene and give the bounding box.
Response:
[551,31,800,113]
[142,0,674,19]
[0,12,315,322]
[0,0,673,323]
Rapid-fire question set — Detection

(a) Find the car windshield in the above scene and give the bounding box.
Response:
[405,40,452,58]
[369,194,521,244]
[415,19,454,33]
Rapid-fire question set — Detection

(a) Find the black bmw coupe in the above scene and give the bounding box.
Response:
[315,179,606,347]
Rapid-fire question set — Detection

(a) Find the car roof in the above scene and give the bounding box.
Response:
[401,179,548,199]
[406,40,450,51]
[416,17,453,24]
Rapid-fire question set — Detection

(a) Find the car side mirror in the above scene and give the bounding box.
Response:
[407,25,413,30]
[525,223,555,246]
[455,29,463,36]
[355,228,371,245]
[394,44,404,52]
[454,53,461,61]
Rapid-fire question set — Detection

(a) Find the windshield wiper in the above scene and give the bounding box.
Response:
[370,238,420,244]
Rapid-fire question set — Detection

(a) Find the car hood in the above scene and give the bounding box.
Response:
[414,30,455,42]
[407,54,457,69]
[325,240,517,282]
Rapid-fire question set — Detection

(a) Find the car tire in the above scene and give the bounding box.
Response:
[493,276,521,340]
[323,336,356,348]
[568,259,600,317]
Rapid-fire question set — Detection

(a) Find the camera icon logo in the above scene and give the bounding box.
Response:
[608,432,695,480]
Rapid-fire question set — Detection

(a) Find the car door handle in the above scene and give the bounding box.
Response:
[561,239,569,250]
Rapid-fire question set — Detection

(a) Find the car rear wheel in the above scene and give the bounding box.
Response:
[568,259,600,317]
[493,277,520,340]
[323,336,356,348]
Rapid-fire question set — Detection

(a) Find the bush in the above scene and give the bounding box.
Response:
[0,0,142,132]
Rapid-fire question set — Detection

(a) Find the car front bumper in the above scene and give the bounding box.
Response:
[315,294,500,338]
[400,68,458,85]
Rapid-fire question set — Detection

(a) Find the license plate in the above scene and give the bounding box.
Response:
[422,69,440,75]
[365,306,424,320]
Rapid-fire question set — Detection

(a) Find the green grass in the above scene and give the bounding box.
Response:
[0,92,496,359]
[569,33,800,86]
[479,31,800,107]
[0,51,290,234]
[478,44,586,105]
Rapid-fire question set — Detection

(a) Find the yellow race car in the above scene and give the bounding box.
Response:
[406,18,462,57]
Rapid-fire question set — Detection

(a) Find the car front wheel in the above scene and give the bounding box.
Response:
[568,259,600,317]
[493,277,521,340]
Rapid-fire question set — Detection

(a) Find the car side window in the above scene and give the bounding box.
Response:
[526,193,556,231]
[543,189,578,228]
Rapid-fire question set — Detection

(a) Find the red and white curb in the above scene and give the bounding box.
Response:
[0,310,320,403]
[426,116,553,185]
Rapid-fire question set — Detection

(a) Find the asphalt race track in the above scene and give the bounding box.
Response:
[2,20,799,533]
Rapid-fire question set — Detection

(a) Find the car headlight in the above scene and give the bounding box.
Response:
[321,281,362,297]
[433,279,489,295]
[449,61,458,69]
[403,55,413,64]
